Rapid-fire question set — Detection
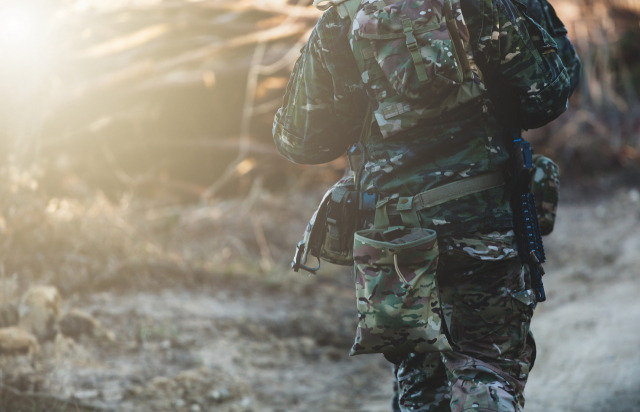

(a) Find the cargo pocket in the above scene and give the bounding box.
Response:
[443,256,534,358]
[350,227,452,357]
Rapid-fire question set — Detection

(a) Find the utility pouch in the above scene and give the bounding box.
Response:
[322,178,358,265]
[350,227,452,356]
[531,154,559,235]
[291,108,376,274]
[292,175,358,274]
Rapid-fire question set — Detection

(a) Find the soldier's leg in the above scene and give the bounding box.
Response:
[438,256,536,412]
[391,352,451,412]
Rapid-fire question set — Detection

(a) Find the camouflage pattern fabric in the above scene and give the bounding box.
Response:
[359,108,514,238]
[391,234,536,412]
[502,1,571,129]
[392,352,451,411]
[348,0,487,139]
[272,7,369,165]
[531,154,559,235]
[459,0,572,130]
[525,0,582,95]
[346,0,571,141]
[351,228,451,356]
[300,173,358,266]
[441,230,518,261]
[354,0,471,101]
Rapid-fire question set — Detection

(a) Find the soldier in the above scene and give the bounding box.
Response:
[273,0,579,410]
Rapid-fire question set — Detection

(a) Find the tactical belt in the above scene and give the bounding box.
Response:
[412,171,505,211]
[375,171,506,229]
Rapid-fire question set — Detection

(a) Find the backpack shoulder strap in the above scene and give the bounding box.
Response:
[313,0,361,20]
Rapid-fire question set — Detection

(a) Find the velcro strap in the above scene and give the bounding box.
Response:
[413,172,505,211]
[381,101,412,119]
[373,197,392,229]
[402,19,429,83]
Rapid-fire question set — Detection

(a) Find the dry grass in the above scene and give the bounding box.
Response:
[0,162,349,302]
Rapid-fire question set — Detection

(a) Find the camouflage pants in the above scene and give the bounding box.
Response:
[390,252,537,412]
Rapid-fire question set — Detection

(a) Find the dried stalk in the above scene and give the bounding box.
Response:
[200,0,312,202]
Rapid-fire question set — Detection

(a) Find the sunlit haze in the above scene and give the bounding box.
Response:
[0,3,51,67]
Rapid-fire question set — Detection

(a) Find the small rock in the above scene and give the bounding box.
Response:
[0,326,39,355]
[58,309,99,338]
[18,285,61,341]
[58,309,115,342]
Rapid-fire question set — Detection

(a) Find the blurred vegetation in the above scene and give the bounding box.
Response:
[0,0,639,294]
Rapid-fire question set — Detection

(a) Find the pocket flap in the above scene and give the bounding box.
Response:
[354,228,437,265]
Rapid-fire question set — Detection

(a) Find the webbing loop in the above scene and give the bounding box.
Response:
[443,0,471,82]
[402,19,429,83]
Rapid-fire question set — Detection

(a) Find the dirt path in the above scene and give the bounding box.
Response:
[524,185,640,412]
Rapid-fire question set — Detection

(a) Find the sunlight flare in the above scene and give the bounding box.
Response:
[0,2,51,66]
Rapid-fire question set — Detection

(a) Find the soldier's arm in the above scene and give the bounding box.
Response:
[462,0,571,129]
[525,0,581,95]
[273,10,369,165]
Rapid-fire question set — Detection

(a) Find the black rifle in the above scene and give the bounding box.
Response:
[510,133,547,302]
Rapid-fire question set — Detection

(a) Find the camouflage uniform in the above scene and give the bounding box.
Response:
[273,0,577,410]
[390,231,536,412]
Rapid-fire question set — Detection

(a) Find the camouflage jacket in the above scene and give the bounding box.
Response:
[273,0,576,237]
